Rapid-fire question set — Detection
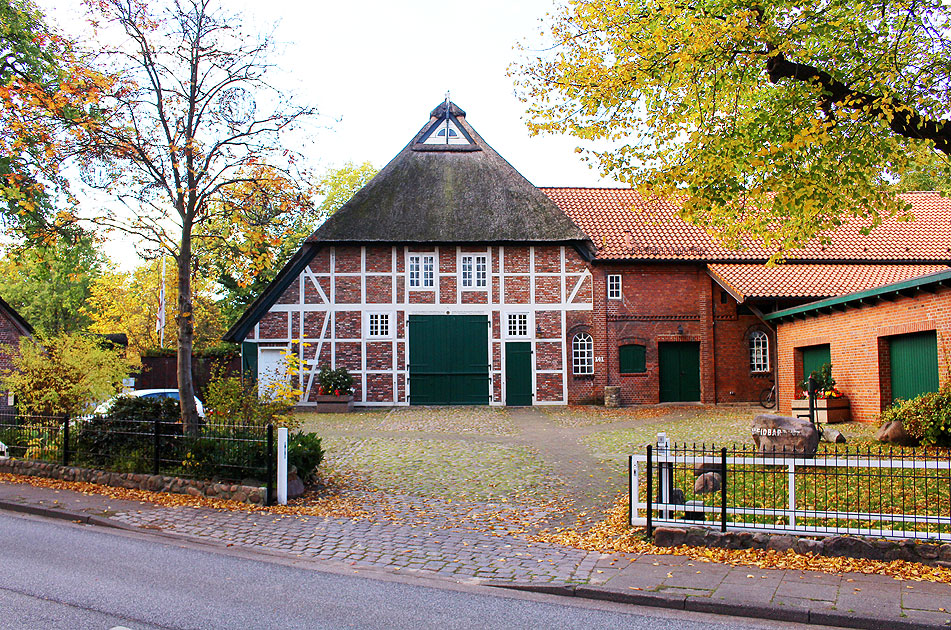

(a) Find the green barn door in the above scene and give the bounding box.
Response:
[409,315,489,405]
[658,342,701,402]
[505,342,533,406]
[890,331,939,403]
[800,344,832,381]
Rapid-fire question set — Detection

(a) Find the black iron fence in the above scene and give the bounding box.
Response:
[631,439,951,541]
[0,411,275,501]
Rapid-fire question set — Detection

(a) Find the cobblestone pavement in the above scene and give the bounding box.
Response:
[310,407,631,527]
[111,491,606,584]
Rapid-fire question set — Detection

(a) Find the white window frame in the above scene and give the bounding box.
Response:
[366,312,393,339]
[750,331,769,373]
[506,312,530,338]
[572,332,594,375]
[408,254,436,290]
[607,274,622,300]
[460,254,488,289]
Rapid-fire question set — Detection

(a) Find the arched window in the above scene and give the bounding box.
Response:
[572,332,594,375]
[750,331,769,373]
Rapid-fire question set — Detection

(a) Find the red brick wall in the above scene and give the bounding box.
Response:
[775,287,951,423]
[246,244,593,406]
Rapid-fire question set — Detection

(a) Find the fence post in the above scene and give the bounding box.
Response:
[62,415,69,467]
[807,376,817,426]
[657,432,671,520]
[646,444,653,538]
[153,414,161,475]
[266,424,274,506]
[720,446,727,533]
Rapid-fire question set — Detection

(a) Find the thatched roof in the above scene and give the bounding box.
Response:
[307,101,593,249]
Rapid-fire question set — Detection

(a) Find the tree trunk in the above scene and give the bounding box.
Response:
[177,225,200,434]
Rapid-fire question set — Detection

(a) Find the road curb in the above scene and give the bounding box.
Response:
[489,581,950,630]
[0,500,137,532]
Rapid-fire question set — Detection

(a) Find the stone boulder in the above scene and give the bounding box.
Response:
[692,461,720,477]
[287,471,305,500]
[751,414,819,456]
[875,420,918,446]
[822,429,847,444]
[694,471,722,494]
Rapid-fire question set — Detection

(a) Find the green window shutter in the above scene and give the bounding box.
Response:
[241,342,258,380]
[619,344,646,374]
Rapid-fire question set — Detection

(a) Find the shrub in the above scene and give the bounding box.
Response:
[880,382,951,446]
[316,365,353,396]
[796,362,836,398]
[287,431,324,483]
[73,397,181,472]
[2,332,132,417]
[203,368,300,430]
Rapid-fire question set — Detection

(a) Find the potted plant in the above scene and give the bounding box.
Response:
[790,362,850,423]
[313,365,355,412]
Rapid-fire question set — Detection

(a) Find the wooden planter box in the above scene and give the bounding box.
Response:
[791,397,850,424]
[312,395,354,413]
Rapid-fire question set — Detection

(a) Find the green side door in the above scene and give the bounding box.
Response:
[658,342,701,402]
[241,341,258,380]
[890,331,939,403]
[505,342,533,406]
[409,315,489,405]
[800,344,832,381]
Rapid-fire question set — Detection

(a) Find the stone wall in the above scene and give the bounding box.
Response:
[0,457,267,506]
[653,526,951,567]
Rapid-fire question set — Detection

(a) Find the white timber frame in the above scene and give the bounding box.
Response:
[243,245,593,406]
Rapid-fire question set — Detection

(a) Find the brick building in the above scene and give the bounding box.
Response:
[226,101,951,408]
[0,295,33,411]
[765,270,951,423]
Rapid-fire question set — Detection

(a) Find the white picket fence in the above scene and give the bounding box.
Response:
[629,434,951,541]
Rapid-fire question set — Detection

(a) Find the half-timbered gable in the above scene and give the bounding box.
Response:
[226,101,595,406]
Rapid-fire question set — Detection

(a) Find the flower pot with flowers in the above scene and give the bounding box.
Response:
[790,362,850,423]
[313,365,355,412]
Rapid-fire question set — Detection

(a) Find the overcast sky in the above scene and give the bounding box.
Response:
[35,0,618,266]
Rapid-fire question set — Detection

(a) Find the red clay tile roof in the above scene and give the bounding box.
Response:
[541,188,951,262]
[707,263,949,301]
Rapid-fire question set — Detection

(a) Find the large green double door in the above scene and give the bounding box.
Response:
[408,315,489,405]
[658,342,701,402]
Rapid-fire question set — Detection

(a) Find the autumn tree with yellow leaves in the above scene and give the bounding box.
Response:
[516,0,951,255]
[83,257,226,362]
[0,0,107,241]
[73,0,317,430]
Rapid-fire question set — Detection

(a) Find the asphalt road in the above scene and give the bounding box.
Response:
[0,511,824,630]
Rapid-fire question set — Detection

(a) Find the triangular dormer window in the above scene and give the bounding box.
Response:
[419,116,473,146]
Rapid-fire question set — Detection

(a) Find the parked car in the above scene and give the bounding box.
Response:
[93,389,206,418]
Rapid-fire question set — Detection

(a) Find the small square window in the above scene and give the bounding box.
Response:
[368,313,391,338]
[408,254,435,289]
[507,313,529,337]
[607,275,621,300]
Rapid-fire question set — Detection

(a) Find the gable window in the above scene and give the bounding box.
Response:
[507,313,529,338]
[572,332,594,375]
[461,254,487,288]
[619,344,646,374]
[607,275,622,300]
[750,331,769,373]
[367,312,391,338]
[408,254,435,289]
